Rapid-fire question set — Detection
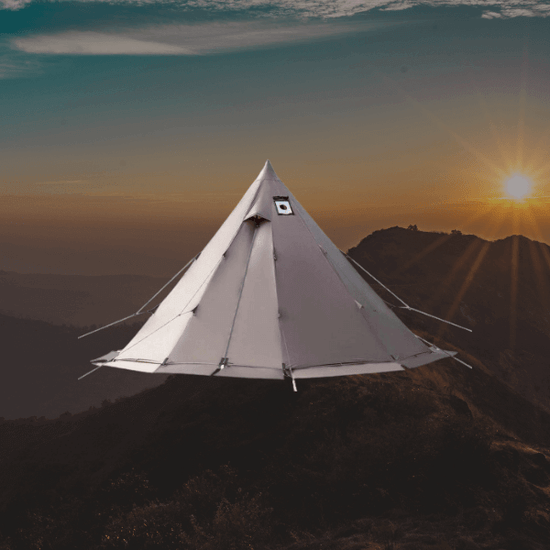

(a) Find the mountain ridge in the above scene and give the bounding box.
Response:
[348,226,550,413]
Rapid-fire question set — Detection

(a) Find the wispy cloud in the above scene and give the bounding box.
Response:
[496,5,550,18]
[3,0,550,19]
[14,32,193,55]
[382,1,550,20]
[1,0,32,9]
[481,10,503,19]
[34,180,88,185]
[12,20,372,55]
[382,1,416,11]
[30,177,118,194]
[0,52,41,78]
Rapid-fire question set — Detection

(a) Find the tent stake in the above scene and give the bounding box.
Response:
[282,364,297,392]
[211,357,228,376]
[414,334,473,369]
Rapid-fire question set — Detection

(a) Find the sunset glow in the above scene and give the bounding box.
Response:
[1,4,550,277]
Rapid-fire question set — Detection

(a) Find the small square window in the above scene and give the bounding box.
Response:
[274,196,293,215]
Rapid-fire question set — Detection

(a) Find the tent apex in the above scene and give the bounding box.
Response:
[264,159,275,173]
[256,159,280,182]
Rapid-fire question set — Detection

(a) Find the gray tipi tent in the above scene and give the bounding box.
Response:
[89,161,460,386]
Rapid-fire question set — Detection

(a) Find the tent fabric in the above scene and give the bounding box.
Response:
[93,160,455,379]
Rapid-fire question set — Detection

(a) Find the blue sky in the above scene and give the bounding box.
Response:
[2,1,550,275]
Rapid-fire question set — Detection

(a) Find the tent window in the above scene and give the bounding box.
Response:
[274,196,293,215]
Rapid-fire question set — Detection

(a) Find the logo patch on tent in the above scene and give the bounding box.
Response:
[274,196,293,215]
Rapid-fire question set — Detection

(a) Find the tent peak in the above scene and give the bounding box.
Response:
[256,159,280,182]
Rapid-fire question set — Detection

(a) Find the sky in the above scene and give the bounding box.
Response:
[2,0,550,276]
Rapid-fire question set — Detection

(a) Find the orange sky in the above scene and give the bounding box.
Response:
[2,183,550,276]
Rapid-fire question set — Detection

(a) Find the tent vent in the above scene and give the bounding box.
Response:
[274,196,293,215]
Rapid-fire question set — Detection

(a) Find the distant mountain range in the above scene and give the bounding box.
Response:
[0,314,167,420]
[0,227,549,549]
[0,271,167,326]
[0,270,171,419]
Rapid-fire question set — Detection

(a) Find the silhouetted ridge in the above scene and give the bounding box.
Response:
[349,226,550,412]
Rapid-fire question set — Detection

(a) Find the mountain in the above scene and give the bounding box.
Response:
[0,314,167,420]
[0,271,168,326]
[0,355,549,549]
[0,227,549,549]
[348,227,550,413]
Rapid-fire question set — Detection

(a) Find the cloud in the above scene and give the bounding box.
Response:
[34,180,88,185]
[1,0,387,17]
[382,1,416,11]
[481,10,503,18]
[1,0,31,9]
[12,20,372,55]
[3,0,550,19]
[13,32,194,55]
[29,178,118,194]
[198,0,550,19]
[497,6,550,18]
[3,0,550,21]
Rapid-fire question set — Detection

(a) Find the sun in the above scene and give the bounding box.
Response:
[504,174,532,200]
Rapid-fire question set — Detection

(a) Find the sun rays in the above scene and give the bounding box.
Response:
[376,59,550,351]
